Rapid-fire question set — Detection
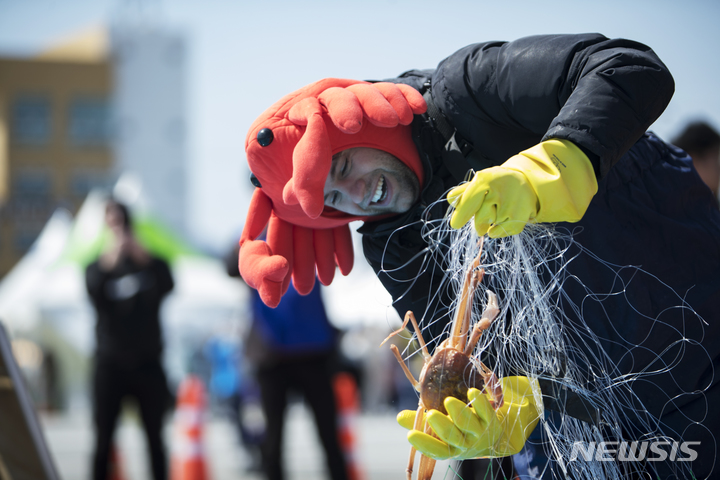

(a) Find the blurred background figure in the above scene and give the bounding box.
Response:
[201,325,264,472]
[226,244,348,480]
[249,283,348,480]
[673,121,720,202]
[40,346,63,413]
[85,199,174,480]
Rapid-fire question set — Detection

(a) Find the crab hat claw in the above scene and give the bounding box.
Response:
[282,97,332,218]
[238,190,356,308]
[238,190,290,307]
[239,239,289,308]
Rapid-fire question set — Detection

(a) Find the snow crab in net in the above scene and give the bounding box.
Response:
[381,237,503,480]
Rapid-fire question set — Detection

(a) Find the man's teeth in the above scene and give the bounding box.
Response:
[372,176,385,203]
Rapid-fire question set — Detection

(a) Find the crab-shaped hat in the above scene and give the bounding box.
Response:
[240,78,427,307]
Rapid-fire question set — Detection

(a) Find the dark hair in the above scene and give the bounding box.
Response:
[673,121,720,156]
[106,199,132,231]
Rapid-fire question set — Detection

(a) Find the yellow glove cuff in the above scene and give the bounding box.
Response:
[502,139,598,224]
[483,376,542,456]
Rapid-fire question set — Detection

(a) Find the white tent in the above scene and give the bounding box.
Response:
[0,208,78,336]
[0,189,248,393]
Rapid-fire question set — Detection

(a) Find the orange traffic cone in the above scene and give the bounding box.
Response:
[170,376,210,480]
[333,372,364,480]
[107,444,126,480]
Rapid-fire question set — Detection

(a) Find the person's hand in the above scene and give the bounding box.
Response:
[447,139,598,237]
[125,234,150,265]
[100,230,149,270]
[397,376,542,460]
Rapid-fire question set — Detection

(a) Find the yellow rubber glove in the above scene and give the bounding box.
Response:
[447,139,598,238]
[397,376,542,460]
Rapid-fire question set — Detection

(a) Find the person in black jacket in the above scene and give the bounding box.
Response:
[238,34,720,479]
[86,200,174,480]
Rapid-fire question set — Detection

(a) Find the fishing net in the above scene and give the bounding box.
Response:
[383,203,711,479]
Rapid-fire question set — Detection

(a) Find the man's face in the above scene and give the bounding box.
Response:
[105,204,126,236]
[323,147,420,216]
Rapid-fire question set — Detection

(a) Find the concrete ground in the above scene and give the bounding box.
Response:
[40,403,458,480]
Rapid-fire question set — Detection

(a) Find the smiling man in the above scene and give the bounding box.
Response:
[238,34,720,479]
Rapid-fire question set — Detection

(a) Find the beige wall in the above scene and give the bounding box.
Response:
[0,57,113,277]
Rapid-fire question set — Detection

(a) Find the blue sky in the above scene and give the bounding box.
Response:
[1,0,719,253]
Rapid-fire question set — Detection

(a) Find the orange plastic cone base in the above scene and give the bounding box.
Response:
[107,445,125,480]
[333,372,364,480]
[170,458,208,480]
[170,375,210,480]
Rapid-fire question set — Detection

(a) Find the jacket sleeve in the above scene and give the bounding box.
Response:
[432,33,675,179]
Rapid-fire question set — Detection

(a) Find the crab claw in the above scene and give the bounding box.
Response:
[238,190,292,307]
[238,239,290,308]
[318,87,364,134]
[318,81,427,132]
[284,97,333,218]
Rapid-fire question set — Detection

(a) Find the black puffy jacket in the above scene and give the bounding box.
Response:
[359,34,720,477]
[361,33,675,338]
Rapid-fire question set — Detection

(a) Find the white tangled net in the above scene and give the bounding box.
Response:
[384,208,711,479]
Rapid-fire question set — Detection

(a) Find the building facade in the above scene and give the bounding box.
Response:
[0,24,189,278]
[0,45,113,277]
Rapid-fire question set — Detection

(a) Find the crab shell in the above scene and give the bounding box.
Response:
[418,347,484,414]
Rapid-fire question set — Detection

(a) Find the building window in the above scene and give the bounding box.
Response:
[68,97,111,146]
[7,172,52,229]
[11,95,51,145]
[14,171,52,201]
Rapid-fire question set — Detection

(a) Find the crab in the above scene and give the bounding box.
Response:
[381,238,502,480]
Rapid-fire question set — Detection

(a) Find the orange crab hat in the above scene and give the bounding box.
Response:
[239,78,427,307]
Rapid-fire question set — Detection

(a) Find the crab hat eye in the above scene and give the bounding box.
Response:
[250,173,262,188]
[257,128,274,147]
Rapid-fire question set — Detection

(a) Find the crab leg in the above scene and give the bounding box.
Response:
[463,291,500,357]
[406,311,432,360]
[389,344,421,391]
[406,446,417,480]
[381,311,432,361]
[406,403,426,480]
[417,423,438,480]
[463,324,485,358]
[380,318,410,347]
[479,361,504,409]
[417,455,436,480]
[450,238,485,351]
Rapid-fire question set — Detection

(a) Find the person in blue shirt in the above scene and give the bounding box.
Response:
[246,282,348,480]
[226,241,348,480]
